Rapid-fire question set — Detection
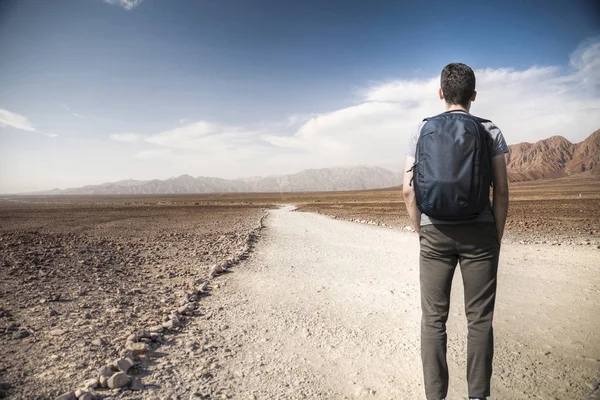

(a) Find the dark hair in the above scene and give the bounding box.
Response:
[440,63,476,107]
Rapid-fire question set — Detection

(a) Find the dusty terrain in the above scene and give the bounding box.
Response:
[199,206,600,400]
[1,177,599,399]
[298,175,600,246]
[0,196,266,399]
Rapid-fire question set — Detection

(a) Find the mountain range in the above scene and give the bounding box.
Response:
[39,166,403,195]
[36,129,599,195]
[506,129,599,182]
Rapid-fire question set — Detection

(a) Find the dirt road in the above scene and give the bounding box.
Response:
[167,206,600,400]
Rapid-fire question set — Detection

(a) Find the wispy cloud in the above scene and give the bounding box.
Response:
[569,38,600,86]
[0,108,58,138]
[102,0,144,11]
[261,37,600,169]
[0,109,35,131]
[110,132,143,143]
[285,113,320,127]
[110,38,600,175]
[110,121,269,153]
[59,103,85,118]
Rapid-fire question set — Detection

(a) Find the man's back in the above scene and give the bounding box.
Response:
[411,112,495,220]
[406,110,508,227]
[402,63,509,400]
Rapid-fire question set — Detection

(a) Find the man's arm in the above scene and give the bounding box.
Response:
[491,154,509,242]
[402,156,421,234]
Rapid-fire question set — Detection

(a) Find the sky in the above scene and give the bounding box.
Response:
[0,0,599,193]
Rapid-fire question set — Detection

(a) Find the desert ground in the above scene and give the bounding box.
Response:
[1,176,599,399]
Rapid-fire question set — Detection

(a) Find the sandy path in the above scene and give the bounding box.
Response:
[195,206,600,399]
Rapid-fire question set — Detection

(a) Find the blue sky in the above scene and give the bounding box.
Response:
[1,0,599,193]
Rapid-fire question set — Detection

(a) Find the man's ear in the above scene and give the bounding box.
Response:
[439,88,444,100]
[471,90,477,102]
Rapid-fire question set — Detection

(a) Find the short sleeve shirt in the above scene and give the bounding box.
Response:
[406,111,509,226]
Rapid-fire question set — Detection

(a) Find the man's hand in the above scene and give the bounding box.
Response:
[491,154,509,244]
[402,156,421,234]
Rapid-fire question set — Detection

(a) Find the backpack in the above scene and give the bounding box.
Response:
[411,111,493,220]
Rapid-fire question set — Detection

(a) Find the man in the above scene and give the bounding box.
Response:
[402,63,509,400]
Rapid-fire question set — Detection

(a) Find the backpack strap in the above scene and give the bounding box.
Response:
[471,115,491,123]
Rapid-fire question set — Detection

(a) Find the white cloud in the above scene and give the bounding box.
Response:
[143,122,269,156]
[110,132,143,143]
[261,37,600,169]
[285,113,320,127]
[569,38,600,87]
[113,38,600,177]
[0,108,36,131]
[0,108,58,138]
[103,0,144,10]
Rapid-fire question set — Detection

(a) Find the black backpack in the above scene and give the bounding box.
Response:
[411,111,493,220]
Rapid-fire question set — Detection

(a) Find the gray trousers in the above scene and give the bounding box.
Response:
[419,222,500,400]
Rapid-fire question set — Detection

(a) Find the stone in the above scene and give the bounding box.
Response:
[99,365,115,377]
[115,357,135,373]
[149,324,164,333]
[178,304,192,315]
[50,328,66,336]
[126,341,150,355]
[98,375,108,388]
[107,371,130,389]
[127,329,152,342]
[162,318,181,330]
[85,378,99,389]
[119,348,133,358]
[91,338,105,346]
[209,263,224,278]
[11,329,29,339]
[586,381,599,391]
[79,393,93,400]
[74,389,86,397]
[54,392,76,400]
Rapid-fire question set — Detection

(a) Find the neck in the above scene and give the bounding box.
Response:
[445,103,470,112]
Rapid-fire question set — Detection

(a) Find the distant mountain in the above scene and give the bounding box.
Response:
[31,129,600,195]
[38,166,403,195]
[507,129,600,182]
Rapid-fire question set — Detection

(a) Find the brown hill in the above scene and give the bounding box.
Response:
[507,129,600,182]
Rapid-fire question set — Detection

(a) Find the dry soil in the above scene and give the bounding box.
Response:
[1,181,599,399]
[192,205,600,400]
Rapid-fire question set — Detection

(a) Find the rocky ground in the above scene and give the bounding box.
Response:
[1,176,599,399]
[177,206,600,400]
[0,197,267,399]
[298,176,600,246]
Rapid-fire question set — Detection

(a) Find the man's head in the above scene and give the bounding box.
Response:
[439,63,477,110]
